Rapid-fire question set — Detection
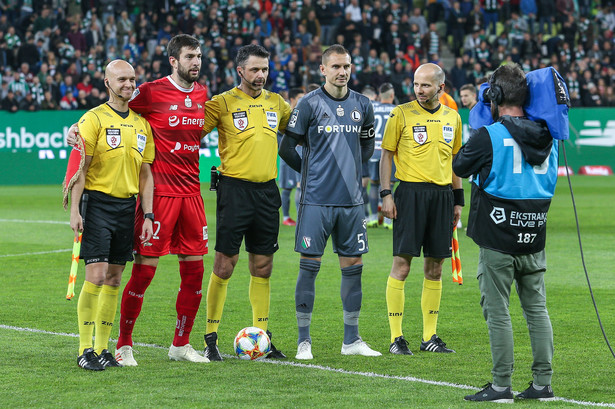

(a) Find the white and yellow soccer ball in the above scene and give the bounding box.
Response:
[233,326,271,360]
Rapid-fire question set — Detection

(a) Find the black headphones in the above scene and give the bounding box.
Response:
[485,66,504,105]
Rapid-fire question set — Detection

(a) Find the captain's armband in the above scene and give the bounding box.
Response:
[360,125,375,139]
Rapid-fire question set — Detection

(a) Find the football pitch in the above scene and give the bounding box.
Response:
[1,177,614,408]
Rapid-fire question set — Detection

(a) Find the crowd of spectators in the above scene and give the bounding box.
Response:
[1,0,615,113]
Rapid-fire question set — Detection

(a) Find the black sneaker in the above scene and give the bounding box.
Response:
[420,334,455,353]
[77,348,105,371]
[464,383,514,403]
[204,332,223,361]
[99,349,123,367]
[516,382,555,400]
[265,330,287,359]
[389,336,413,355]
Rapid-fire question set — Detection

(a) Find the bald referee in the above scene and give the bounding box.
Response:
[380,63,463,356]
[69,60,155,371]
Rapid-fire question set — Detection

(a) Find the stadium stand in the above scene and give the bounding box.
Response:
[1,0,614,110]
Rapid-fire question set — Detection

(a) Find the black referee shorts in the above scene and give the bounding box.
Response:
[215,175,281,255]
[392,182,454,259]
[80,190,136,265]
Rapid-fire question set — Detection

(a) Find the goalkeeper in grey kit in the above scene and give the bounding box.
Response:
[279,44,379,360]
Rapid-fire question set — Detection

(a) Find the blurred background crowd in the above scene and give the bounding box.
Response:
[1,0,614,113]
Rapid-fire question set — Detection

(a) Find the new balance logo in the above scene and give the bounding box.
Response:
[429,310,439,314]
[257,318,269,322]
[207,319,220,324]
[101,320,113,327]
[389,312,403,316]
[83,320,94,326]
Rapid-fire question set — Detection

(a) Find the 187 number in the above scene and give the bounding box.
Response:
[517,233,536,243]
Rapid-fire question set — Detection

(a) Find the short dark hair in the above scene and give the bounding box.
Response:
[236,44,270,67]
[379,82,394,94]
[307,83,321,92]
[167,34,201,60]
[460,83,476,94]
[322,44,350,65]
[289,87,305,100]
[491,63,526,107]
[362,85,377,98]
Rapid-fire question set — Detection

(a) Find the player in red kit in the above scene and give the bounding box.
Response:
[67,35,210,365]
[120,35,209,364]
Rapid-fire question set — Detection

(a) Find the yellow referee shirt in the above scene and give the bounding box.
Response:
[78,103,155,198]
[203,87,291,183]
[381,101,462,186]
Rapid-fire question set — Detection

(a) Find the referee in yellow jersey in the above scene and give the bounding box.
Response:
[201,44,291,360]
[69,60,155,370]
[380,63,464,356]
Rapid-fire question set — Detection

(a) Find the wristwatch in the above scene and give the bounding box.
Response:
[379,189,392,198]
[144,213,155,222]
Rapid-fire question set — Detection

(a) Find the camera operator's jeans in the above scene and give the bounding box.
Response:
[477,248,553,387]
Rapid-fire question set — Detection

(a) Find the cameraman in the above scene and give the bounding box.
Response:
[453,63,558,403]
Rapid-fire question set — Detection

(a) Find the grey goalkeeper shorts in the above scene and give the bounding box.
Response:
[295,204,368,257]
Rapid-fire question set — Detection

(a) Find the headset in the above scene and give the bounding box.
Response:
[484,66,504,106]
[238,68,258,88]
[427,86,442,104]
[105,78,130,101]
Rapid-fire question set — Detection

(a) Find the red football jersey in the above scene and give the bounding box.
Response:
[129,76,208,197]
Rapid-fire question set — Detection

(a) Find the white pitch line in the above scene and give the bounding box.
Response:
[0,249,72,258]
[269,358,478,390]
[0,219,69,225]
[0,219,71,258]
[264,360,615,407]
[1,324,614,408]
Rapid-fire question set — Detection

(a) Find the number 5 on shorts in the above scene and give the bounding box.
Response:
[357,233,367,252]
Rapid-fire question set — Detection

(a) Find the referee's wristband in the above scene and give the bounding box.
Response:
[453,189,465,207]
[144,213,155,222]
[379,189,392,199]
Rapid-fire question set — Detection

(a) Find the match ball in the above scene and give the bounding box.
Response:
[234,326,271,360]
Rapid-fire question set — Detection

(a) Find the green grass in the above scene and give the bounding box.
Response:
[0,177,614,408]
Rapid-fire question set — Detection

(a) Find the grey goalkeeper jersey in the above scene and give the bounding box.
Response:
[286,86,374,206]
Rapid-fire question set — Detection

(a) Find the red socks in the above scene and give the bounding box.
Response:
[117,263,156,348]
[117,260,204,348]
[173,260,204,347]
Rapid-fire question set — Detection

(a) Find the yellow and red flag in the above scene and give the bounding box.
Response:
[452,227,463,285]
[62,134,86,299]
[66,234,82,300]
